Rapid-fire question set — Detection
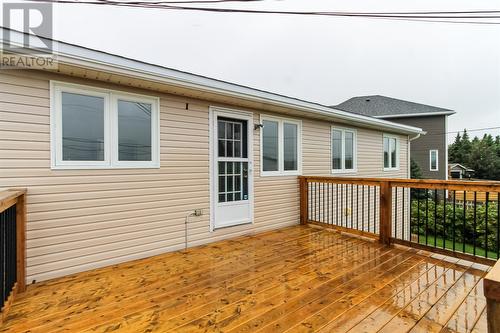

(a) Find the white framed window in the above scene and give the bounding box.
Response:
[260,115,301,176]
[50,81,160,169]
[383,134,399,171]
[331,127,357,173]
[430,149,439,171]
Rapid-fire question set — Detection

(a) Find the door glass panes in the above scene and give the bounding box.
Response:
[218,161,248,203]
[218,119,243,158]
[118,100,152,161]
[332,130,342,170]
[345,131,354,170]
[62,92,105,161]
[283,123,298,171]
[262,120,279,171]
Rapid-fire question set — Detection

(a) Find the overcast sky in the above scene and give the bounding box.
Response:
[20,0,500,142]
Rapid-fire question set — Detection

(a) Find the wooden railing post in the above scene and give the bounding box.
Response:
[379,181,392,245]
[299,177,308,225]
[484,260,500,333]
[15,191,26,292]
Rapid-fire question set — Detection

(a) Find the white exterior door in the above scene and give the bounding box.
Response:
[211,108,253,229]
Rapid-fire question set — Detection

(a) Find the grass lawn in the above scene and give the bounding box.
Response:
[417,234,499,260]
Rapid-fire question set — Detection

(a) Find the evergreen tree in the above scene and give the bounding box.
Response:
[410,158,423,179]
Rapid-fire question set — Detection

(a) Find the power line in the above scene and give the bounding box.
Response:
[421,126,500,137]
[28,0,500,25]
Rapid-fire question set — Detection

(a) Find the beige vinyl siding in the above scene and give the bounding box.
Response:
[0,70,409,283]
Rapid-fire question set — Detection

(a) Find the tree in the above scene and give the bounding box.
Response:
[448,129,500,180]
[410,158,423,179]
[448,133,461,163]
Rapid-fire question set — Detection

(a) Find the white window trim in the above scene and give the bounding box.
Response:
[260,115,302,177]
[383,134,400,171]
[331,126,357,174]
[50,81,160,169]
[429,149,439,171]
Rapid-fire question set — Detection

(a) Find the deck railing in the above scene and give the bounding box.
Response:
[0,189,26,324]
[299,176,500,332]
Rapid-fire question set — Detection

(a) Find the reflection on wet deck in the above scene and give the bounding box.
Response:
[1,225,489,332]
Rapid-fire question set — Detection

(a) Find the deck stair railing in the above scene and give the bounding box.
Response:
[0,189,26,324]
[299,176,500,332]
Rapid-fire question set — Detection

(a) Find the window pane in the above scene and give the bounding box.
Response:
[227,140,233,157]
[332,130,342,170]
[383,137,389,168]
[345,131,354,170]
[431,150,438,170]
[262,120,279,171]
[391,138,397,168]
[118,100,152,161]
[283,123,298,171]
[62,92,105,161]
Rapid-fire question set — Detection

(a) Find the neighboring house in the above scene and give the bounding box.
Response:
[449,163,474,179]
[0,30,423,283]
[335,95,455,180]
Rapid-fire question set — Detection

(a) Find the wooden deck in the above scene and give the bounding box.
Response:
[1,225,490,333]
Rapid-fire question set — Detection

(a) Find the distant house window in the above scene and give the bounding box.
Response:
[383,134,399,170]
[261,116,301,176]
[430,150,439,171]
[51,82,160,169]
[331,127,357,173]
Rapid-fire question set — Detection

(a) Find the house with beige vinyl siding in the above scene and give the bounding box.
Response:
[0,30,424,284]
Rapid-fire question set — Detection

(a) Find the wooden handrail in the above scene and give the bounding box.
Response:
[485,260,500,333]
[299,176,500,192]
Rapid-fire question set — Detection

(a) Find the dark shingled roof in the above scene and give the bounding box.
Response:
[333,95,455,118]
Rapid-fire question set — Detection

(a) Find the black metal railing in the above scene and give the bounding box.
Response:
[302,178,382,238]
[0,205,17,310]
[300,177,500,265]
[394,187,500,261]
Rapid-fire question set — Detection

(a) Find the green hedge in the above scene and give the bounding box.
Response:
[410,197,499,253]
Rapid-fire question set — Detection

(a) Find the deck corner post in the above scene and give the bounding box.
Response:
[15,190,27,293]
[485,260,500,333]
[379,181,392,246]
[299,177,308,225]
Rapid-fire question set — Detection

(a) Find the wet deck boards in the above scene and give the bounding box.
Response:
[1,225,489,332]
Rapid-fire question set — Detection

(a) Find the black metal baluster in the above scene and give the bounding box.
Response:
[443,189,446,250]
[401,187,404,239]
[394,187,398,239]
[336,184,339,226]
[485,192,489,259]
[362,185,365,232]
[453,190,456,252]
[434,189,438,248]
[473,191,477,256]
[356,185,359,231]
[425,191,429,246]
[374,187,377,233]
[0,210,4,308]
[341,184,344,227]
[463,193,467,253]
[417,189,421,244]
[322,182,325,223]
[368,186,371,233]
[497,194,500,259]
[327,182,330,225]
[351,184,353,229]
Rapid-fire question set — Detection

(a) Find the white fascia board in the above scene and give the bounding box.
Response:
[2,29,424,135]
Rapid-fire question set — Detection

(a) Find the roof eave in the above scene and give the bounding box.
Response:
[2,28,424,136]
